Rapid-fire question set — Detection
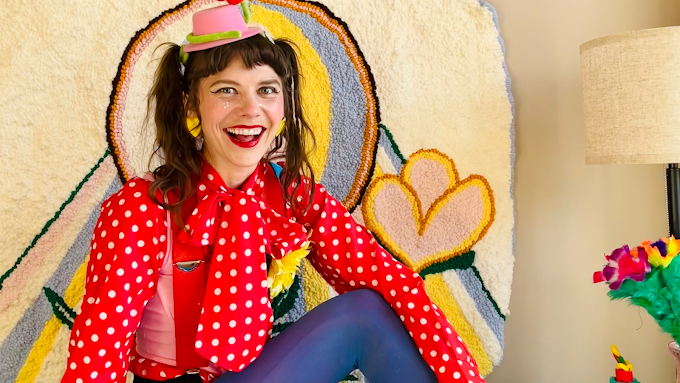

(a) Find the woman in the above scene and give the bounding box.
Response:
[60,2,484,382]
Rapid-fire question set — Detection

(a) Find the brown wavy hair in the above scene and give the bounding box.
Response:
[146,34,316,218]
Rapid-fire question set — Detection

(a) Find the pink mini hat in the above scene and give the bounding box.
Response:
[182,0,262,54]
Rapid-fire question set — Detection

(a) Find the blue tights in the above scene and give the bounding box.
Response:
[135,289,438,383]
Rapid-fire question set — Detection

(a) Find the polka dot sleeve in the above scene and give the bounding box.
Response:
[293,182,485,383]
[61,179,167,383]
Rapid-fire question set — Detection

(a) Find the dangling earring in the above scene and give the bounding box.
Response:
[186,116,201,137]
[277,118,286,136]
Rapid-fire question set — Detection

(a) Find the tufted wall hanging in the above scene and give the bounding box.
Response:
[0,0,514,381]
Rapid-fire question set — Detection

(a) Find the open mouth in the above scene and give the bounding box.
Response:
[224,125,266,148]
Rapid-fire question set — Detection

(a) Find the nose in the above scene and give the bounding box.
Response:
[238,93,261,118]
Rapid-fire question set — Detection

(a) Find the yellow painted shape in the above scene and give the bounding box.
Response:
[251,4,332,180]
[15,257,88,383]
[362,150,495,272]
[301,258,329,311]
[373,163,384,178]
[34,322,71,383]
[424,274,493,376]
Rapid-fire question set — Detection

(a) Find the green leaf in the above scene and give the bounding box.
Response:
[272,274,301,320]
[418,251,476,277]
[43,287,76,329]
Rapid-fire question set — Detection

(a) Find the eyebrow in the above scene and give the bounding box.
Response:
[210,79,282,87]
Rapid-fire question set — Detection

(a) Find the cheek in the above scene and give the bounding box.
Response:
[201,99,237,128]
[261,95,284,121]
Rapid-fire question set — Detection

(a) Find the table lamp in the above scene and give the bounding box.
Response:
[580,26,680,238]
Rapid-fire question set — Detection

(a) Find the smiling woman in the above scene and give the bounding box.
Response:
[58,2,486,383]
[194,58,286,187]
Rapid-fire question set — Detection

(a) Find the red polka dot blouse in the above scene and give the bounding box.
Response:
[60,161,485,383]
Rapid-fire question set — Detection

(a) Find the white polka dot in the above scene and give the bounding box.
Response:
[430,350,437,357]
[107,327,115,335]
[214,305,221,313]
[99,312,107,320]
[439,366,446,373]
[213,322,221,330]
[245,317,252,325]
[108,290,116,298]
[229,337,236,344]
[91,371,98,379]
[212,339,220,346]
[230,320,237,328]
[420,318,427,325]
[228,354,235,361]
[196,340,202,348]
[230,286,237,294]
[215,288,222,296]
[454,372,461,379]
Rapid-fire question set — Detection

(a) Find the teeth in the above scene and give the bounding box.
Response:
[226,127,263,136]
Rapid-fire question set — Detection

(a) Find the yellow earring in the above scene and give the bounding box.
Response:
[186,117,201,137]
[276,118,286,136]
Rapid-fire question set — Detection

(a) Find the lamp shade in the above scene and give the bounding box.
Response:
[580,26,680,165]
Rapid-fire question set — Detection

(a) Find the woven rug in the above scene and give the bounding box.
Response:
[0,0,514,382]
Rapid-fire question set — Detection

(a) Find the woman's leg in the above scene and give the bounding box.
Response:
[216,289,438,383]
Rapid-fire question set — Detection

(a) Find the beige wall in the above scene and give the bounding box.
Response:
[484,1,680,382]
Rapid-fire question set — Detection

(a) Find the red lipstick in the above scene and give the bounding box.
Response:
[224,125,266,148]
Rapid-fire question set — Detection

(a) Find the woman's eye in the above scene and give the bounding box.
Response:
[215,87,236,94]
[259,86,279,95]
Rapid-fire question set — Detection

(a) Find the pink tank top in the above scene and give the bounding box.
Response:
[135,184,223,374]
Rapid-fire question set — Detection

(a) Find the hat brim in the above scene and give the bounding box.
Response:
[183,27,263,53]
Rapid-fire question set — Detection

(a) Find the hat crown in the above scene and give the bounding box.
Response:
[192,5,247,36]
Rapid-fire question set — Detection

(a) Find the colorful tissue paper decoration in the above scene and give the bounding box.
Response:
[610,345,640,383]
[594,237,680,344]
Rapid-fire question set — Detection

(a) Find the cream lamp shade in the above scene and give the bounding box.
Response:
[580,26,680,165]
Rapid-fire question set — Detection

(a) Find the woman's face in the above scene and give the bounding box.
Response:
[195,56,284,175]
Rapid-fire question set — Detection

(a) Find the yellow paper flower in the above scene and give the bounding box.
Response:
[267,242,310,298]
[646,241,677,269]
[667,236,680,257]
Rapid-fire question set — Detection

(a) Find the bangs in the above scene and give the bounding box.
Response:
[187,34,294,80]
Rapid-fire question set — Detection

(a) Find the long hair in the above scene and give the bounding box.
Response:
[146,34,316,218]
